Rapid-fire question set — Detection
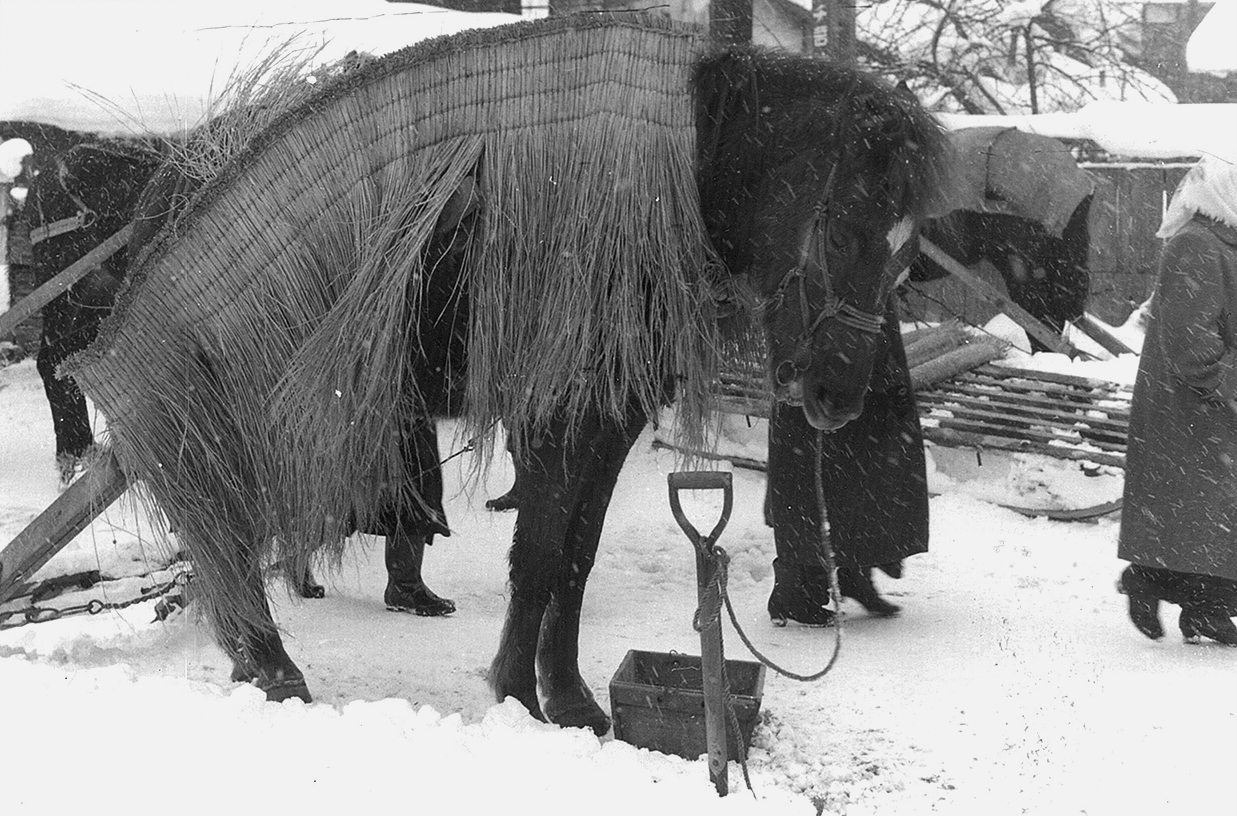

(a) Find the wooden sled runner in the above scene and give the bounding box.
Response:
[0,448,127,604]
[0,224,136,606]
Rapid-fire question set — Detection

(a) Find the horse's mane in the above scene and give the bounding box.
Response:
[694,47,951,223]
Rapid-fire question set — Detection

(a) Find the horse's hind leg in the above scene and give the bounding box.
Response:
[227,598,311,704]
[195,534,310,703]
[537,402,646,734]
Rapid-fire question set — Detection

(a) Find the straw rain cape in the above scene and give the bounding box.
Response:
[67,16,721,616]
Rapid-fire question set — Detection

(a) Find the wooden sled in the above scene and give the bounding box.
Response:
[0,225,135,605]
[0,448,128,604]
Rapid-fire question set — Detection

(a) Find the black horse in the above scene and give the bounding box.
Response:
[911,200,1093,348]
[20,132,163,483]
[908,127,1095,349]
[68,18,947,735]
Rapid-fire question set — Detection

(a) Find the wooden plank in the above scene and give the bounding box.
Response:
[0,224,132,339]
[971,364,1133,395]
[909,338,1008,389]
[921,423,1126,468]
[904,322,970,369]
[920,381,1131,421]
[999,499,1123,521]
[1073,312,1138,357]
[0,448,129,603]
[926,413,1124,457]
[918,392,1129,441]
[919,237,1080,357]
[946,379,1131,420]
[919,399,1127,452]
[946,375,1128,406]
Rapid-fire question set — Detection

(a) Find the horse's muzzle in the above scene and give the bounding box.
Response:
[775,378,862,431]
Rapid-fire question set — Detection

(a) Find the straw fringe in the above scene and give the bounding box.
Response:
[67,16,721,622]
[271,136,484,558]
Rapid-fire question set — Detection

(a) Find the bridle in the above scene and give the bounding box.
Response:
[29,159,96,245]
[767,169,919,388]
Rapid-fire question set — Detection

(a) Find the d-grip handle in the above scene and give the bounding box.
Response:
[667,471,733,547]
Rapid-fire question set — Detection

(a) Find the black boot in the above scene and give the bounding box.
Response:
[295,566,326,599]
[768,559,836,627]
[838,566,902,617]
[1118,565,1163,640]
[1179,606,1237,646]
[485,486,520,512]
[384,532,456,616]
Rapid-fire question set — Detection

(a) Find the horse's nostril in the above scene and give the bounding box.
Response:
[774,359,797,386]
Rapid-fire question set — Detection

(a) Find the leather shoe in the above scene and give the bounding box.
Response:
[1180,607,1237,646]
[1118,565,1163,640]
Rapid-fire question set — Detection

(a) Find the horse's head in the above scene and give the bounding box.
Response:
[56,140,164,224]
[30,137,164,284]
[696,50,949,430]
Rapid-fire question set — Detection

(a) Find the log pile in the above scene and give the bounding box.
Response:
[712,321,1132,468]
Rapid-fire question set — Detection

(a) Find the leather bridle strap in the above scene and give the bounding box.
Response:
[30,210,93,244]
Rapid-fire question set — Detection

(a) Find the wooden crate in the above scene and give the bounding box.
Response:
[609,649,765,761]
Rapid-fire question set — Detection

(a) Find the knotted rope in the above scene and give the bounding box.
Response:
[693,427,842,682]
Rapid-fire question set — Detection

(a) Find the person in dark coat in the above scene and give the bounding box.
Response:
[1118,155,1237,646]
[765,299,929,625]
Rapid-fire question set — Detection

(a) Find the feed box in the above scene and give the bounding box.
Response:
[609,649,766,761]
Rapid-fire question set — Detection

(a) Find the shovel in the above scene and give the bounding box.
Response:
[667,470,733,795]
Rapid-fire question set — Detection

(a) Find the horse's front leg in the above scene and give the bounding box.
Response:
[539,401,648,734]
[489,446,577,722]
[490,402,647,733]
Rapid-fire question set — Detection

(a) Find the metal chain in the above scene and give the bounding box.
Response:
[0,568,191,631]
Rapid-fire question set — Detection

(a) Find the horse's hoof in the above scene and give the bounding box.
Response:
[489,676,544,722]
[261,676,313,703]
[545,698,611,737]
[297,582,326,600]
[484,490,520,512]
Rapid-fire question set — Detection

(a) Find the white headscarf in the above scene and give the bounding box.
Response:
[1157,154,1237,239]
[0,138,33,182]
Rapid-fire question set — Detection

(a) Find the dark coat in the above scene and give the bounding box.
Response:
[1119,216,1237,581]
[765,301,930,569]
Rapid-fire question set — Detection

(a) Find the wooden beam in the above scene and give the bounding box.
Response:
[1072,312,1138,357]
[0,223,132,339]
[0,448,129,603]
[918,237,1080,357]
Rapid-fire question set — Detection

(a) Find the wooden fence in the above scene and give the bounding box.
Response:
[1085,162,1192,324]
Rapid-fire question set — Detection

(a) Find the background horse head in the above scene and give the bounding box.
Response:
[695,50,949,431]
[24,135,164,479]
[911,198,1093,348]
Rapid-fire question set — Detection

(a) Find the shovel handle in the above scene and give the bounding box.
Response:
[667,471,733,548]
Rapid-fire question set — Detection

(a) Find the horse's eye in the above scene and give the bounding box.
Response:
[827,226,853,255]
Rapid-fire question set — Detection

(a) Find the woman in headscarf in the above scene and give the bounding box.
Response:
[1118,154,1237,645]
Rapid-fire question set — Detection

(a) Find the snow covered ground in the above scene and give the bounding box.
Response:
[2,5,1235,814]
[2,314,1234,816]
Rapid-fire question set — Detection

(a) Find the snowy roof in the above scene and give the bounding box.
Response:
[0,0,518,135]
[1188,0,1237,75]
[938,101,1237,161]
